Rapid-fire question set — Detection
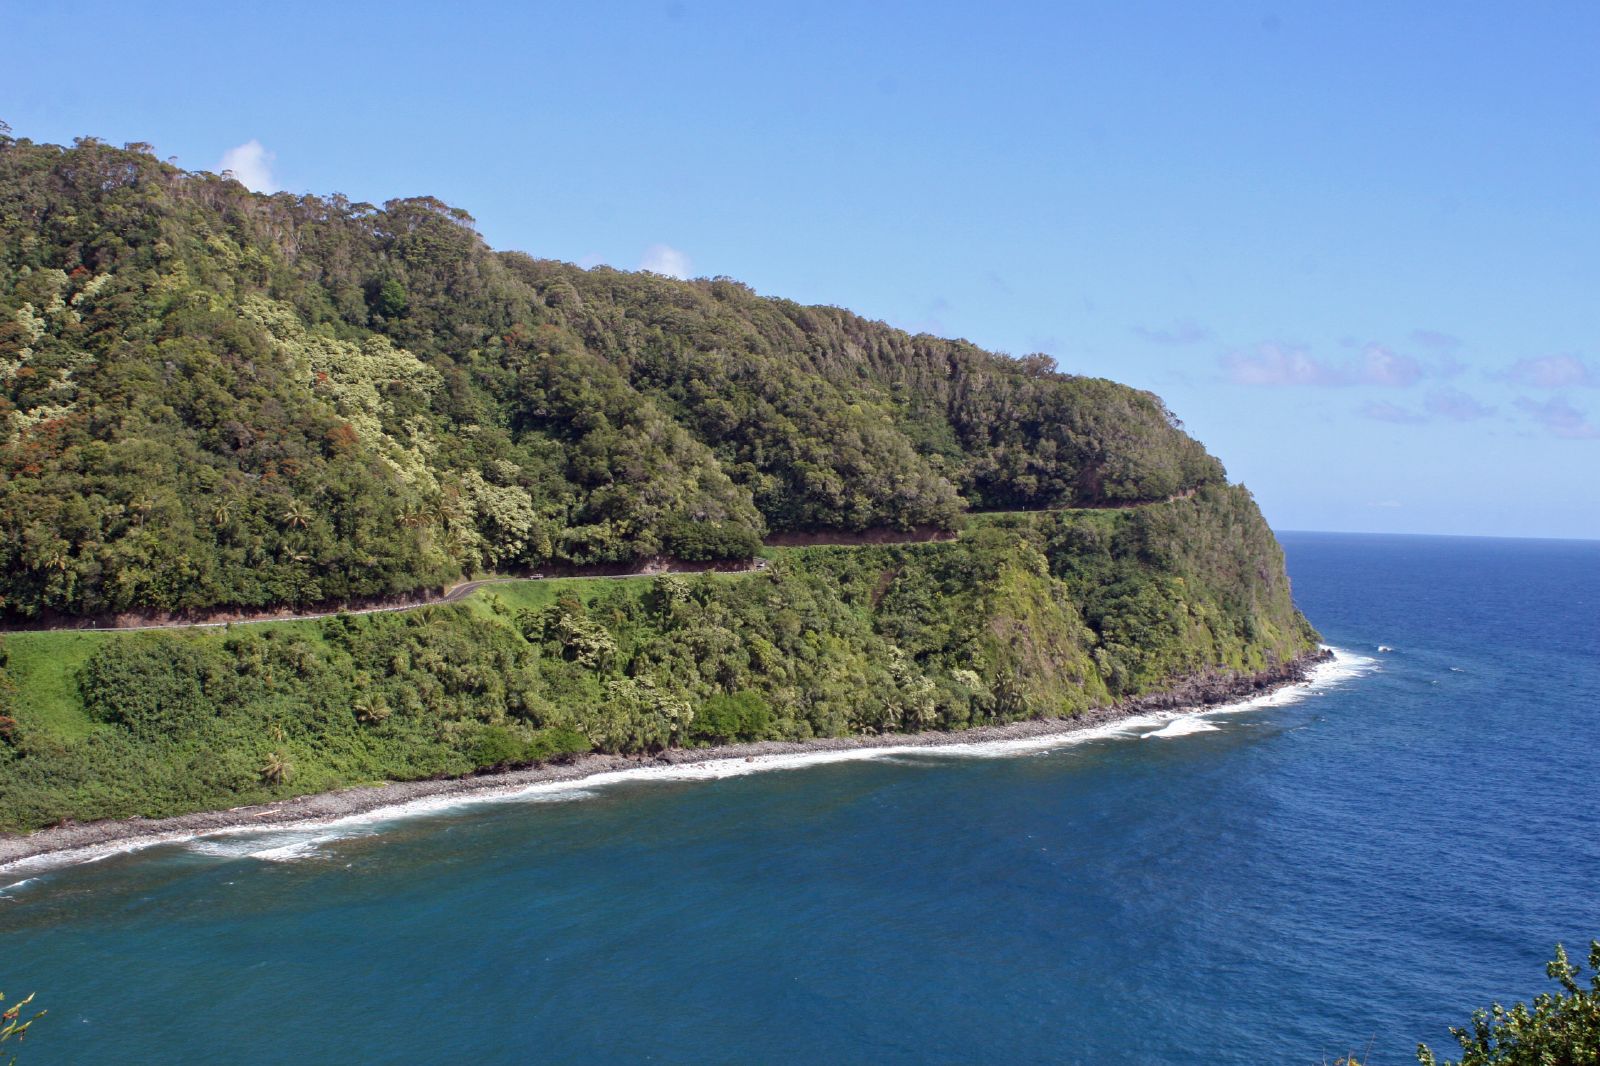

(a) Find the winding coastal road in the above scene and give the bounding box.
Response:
[3,560,774,635]
[8,491,1196,635]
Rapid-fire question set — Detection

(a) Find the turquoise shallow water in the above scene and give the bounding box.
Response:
[6,532,1599,1064]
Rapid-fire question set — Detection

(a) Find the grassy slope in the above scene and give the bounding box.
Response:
[2,631,110,740]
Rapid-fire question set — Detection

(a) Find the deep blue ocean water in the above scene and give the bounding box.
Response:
[5,532,1599,1064]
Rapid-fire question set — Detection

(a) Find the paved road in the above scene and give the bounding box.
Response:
[6,560,772,635]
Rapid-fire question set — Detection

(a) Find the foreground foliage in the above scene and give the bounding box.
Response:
[1,991,44,1066]
[1418,942,1600,1065]
[1,133,1220,617]
[0,490,1316,830]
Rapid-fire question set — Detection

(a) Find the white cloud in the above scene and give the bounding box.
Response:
[1358,344,1424,387]
[640,243,692,279]
[216,139,277,193]
[1424,389,1495,421]
[1514,396,1600,439]
[1504,354,1597,389]
[1223,343,1347,386]
[1223,342,1425,388]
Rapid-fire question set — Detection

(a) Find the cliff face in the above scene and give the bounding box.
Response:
[0,134,1318,831]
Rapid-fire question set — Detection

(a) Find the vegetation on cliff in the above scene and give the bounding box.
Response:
[0,493,1315,830]
[0,130,1321,831]
[1,134,1219,618]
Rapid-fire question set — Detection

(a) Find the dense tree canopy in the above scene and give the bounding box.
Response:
[0,134,1223,617]
[0,489,1317,830]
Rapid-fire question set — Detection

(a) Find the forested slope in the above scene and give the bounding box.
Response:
[0,490,1318,830]
[0,134,1220,618]
[0,130,1326,832]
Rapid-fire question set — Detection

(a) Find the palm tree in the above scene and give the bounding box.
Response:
[281,499,311,529]
[259,751,293,785]
[354,698,391,726]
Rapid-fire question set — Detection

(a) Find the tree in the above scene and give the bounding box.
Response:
[690,691,771,743]
[371,278,408,319]
[1418,942,1600,1065]
[280,500,312,530]
[259,750,293,784]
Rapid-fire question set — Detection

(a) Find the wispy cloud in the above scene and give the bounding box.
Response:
[1424,388,1495,421]
[1359,388,1496,426]
[1133,319,1212,345]
[1361,400,1427,424]
[981,270,1013,295]
[1223,342,1424,388]
[1224,344,1343,386]
[1411,329,1462,351]
[640,243,692,279]
[215,139,277,193]
[1504,354,1597,389]
[1514,396,1600,439]
[1361,344,1425,386]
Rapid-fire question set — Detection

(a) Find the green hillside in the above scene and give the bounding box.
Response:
[1,134,1218,619]
[0,132,1319,830]
[0,495,1316,831]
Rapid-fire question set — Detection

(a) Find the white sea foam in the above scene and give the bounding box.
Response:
[0,829,224,880]
[1,647,1373,875]
[0,875,40,899]
[1145,718,1221,738]
[185,829,362,862]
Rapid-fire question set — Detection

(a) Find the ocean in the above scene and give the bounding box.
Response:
[5,532,1598,1064]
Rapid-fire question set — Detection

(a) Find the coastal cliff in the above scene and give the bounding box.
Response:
[0,134,1319,834]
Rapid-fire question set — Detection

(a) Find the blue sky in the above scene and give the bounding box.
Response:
[6,1,1597,537]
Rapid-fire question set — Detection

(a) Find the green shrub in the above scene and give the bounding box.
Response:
[692,692,773,744]
[472,725,526,770]
[78,636,214,739]
[525,727,591,763]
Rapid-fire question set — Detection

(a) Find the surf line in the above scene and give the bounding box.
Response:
[0,648,1372,879]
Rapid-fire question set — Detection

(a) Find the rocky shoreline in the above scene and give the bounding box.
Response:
[0,648,1332,871]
